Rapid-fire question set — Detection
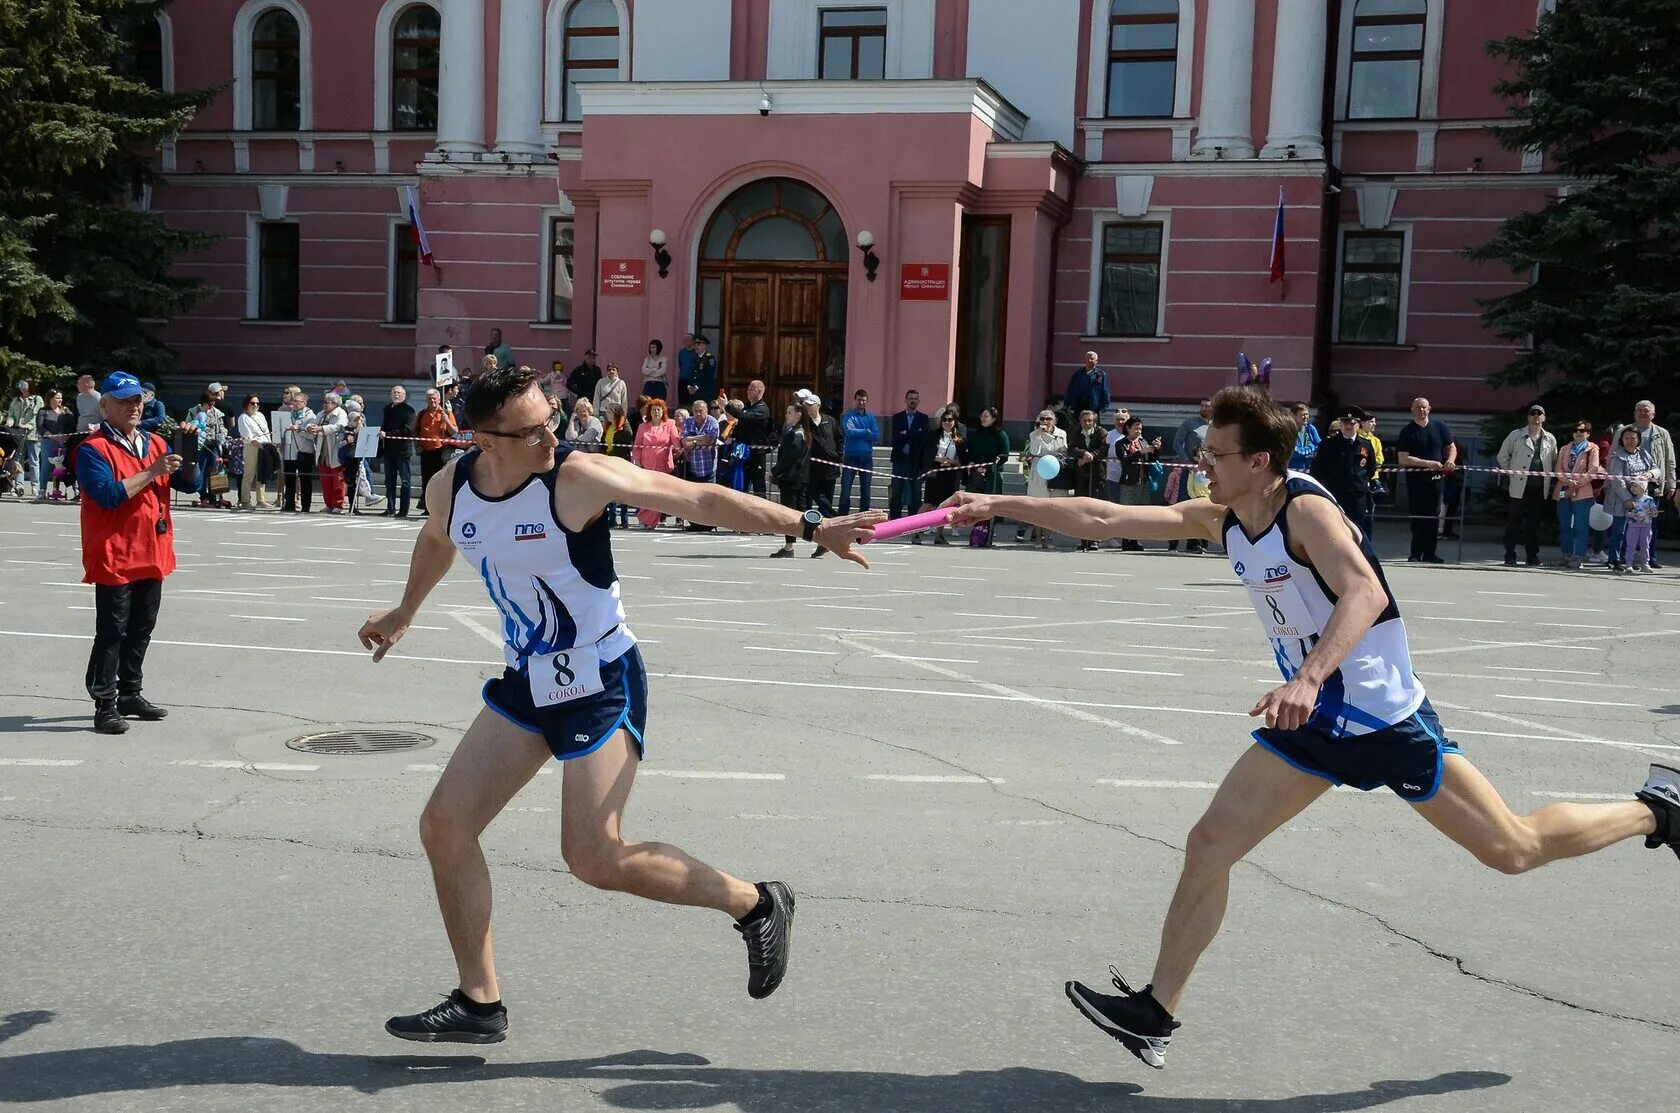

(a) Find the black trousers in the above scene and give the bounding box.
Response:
[1405,475,1442,559]
[1504,484,1547,560]
[86,579,163,703]
[419,448,447,511]
[744,452,768,498]
[779,484,806,545]
[283,458,314,511]
[1332,492,1374,540]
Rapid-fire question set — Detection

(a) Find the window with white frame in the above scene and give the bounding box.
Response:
[1104,0,1177,118]
[561,0,620,122]
[1097,223,1163,337]
[548,216,576,325]
[819,9,887,79]
[1347,0,1426,120]
[392,223,419,324]
[1337,231,1406,344]
[250,8,303,130]
[391,5,441,131]
[257,222,301,321]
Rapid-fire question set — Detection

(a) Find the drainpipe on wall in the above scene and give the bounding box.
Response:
[1042,163,1079,413]
[1311,0,1345,411]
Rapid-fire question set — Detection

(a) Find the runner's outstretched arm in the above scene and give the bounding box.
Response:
[942,489,1225,544]
[560,451,884,567]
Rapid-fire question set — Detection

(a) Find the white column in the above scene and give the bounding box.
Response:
[495,0,544,153]
[436,0,486,154]
[1260,0,1329,160]
[1189,0,1256,160]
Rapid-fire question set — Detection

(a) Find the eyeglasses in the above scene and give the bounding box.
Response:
[1574,427,1590,434]
[1038,417,1055,424]
[478,424,552,447]
[1197,447,1249,466]
[1528,410,1545,417]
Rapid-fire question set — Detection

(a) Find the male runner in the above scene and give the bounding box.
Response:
[360,366,881,1043]
[943,386,1680,1069]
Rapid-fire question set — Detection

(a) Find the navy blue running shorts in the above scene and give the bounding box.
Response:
[1251,697,1461,802]
[482,645,648,761]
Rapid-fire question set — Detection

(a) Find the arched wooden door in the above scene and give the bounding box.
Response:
[694,178,849,418]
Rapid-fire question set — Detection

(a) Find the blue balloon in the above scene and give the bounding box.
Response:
[1034,455,1061,481]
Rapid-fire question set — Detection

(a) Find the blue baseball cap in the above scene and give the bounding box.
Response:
[99,371,145,400]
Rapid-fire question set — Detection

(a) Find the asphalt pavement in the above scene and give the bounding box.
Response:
[1,498,1676,1111]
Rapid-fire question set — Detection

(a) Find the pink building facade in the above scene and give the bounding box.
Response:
[144,0,1566,421]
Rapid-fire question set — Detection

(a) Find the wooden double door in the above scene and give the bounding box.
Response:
[709,267,846,419]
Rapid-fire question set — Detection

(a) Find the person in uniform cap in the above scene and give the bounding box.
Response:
[75,372,194,734]
[1308,407,1378,538]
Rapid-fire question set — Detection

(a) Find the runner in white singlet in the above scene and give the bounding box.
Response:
[942,385,1679,1071]
[358,367,883,1044]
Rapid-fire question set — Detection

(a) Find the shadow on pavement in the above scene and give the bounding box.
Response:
[0,1013,1509,1111]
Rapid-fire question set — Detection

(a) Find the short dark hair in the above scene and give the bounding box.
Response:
[854,388,868,398]
[1211,386,1297,476]
[649,338,663,354]
[466,365,541,428]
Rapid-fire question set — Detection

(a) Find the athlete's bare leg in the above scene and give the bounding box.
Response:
[1149,745,1331,1012]
[559,730,759,918]
[417,707,551,1003]
[1412,753,1655,873]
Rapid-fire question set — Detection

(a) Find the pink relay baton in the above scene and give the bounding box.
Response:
[863,507,955,543]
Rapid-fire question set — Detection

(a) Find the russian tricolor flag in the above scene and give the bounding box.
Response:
[406,185,435,268]
[1268,186,1286,285]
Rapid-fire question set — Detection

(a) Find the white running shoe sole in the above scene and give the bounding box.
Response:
[1065,982,1170,1069]
[1639,764,1680,809]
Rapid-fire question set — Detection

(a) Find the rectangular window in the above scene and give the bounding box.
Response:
[1337,231,1405,344]
[819,8,887,80]
[548,216,575,325]
[1347,6,1425,119]
[392,223,418,324]
[1096,223,1163,338]
[257,222,300,321]
[1105,8,1178,117]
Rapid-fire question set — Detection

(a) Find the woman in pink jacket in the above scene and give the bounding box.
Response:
[1555,419,1603,570]
[630,397,681,528]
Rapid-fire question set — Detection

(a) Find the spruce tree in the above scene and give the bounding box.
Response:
[0,0,216,391]
[1469,0,1680,423]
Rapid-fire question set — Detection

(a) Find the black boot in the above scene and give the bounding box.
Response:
[94,701,129,735]
[117,695,168,721]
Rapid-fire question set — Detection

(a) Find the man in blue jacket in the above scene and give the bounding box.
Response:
[839,388,880,514]
[1065,352,1111,418]
[888,389,929,519]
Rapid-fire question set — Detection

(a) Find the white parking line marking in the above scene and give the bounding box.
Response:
[641,770,785,780]
[864,774,1001,784]
[1084,667,1185,677]
[0,758,83,767]
[1098,778,1218,789]
[169,760,321,772]
[742,646,840,656]
[1531,791,1629,801]
[1495,694,1635,708]
[875,655,979,664]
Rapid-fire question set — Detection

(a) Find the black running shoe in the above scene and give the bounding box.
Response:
[1637,764,1680,859]
[1065,968,1180,1069]
[737,881,795,999]
[385,990,508,1044]
[117,695,168,721]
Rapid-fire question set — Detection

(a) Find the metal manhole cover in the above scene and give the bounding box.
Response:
[286,729,436,756]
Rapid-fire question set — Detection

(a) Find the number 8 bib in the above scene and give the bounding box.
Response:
[528,646,606,707]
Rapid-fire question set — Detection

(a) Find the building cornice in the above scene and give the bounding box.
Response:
[577,79,1028,141]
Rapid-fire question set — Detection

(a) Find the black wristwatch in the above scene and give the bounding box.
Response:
[800,507,824,542]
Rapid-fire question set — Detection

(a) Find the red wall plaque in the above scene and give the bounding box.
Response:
[900,263,951,300]
[599,258,646,296]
